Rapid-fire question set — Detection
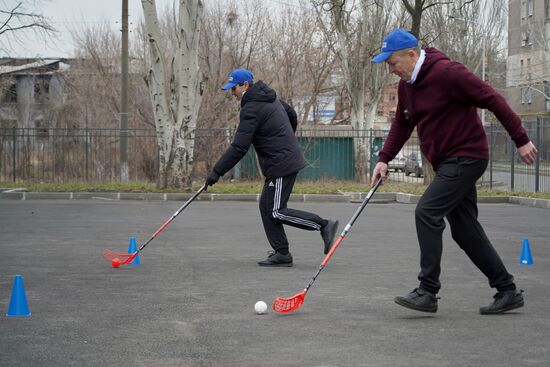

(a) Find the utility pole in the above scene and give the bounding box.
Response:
[481,36,486,126]
[120,0,129,181]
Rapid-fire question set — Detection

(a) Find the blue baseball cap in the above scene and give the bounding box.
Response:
[371,29,419,63]
[221,68,254,90]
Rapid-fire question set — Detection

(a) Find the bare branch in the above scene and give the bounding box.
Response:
[0,0,57,52]
[422,1,454,12]
[401,0,414,13]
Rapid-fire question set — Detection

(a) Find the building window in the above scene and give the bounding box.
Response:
[377,110,384,116]
[2,83,17,103]
[34,77,50,104]
[546,0,550,19]
[520,59,524,76]
[545,83,550,110]
[522,0,527,18]
[528,0,534,16]
[521,87,532,104]
[521,31,532,46]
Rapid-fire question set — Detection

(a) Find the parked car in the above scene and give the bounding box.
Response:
[389,152,406,172]
[404,152,423,177]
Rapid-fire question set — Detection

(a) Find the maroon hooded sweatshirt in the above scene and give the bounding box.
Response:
[378,48,530,170]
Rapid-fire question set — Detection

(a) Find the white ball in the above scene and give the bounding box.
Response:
[254,301,268,314]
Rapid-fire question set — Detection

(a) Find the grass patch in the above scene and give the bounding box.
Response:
[1,179,549,200]
[0,181,160,193]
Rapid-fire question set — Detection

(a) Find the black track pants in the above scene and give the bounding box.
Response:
[259,173,327,252]
[415,157,516,294]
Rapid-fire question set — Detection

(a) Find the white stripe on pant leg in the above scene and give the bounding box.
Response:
[276,177,283,212]
[272,177,282,213]
[275,177,280,212]
[275,212,321,230]
[271,177,320,230]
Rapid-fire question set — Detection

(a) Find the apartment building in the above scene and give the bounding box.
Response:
[507,0,550,114]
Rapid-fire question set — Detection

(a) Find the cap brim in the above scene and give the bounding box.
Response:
[371,51,393,63]
[221,82,237,91]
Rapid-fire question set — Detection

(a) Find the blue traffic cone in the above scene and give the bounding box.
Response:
[6,274,31,317]
[520,237,533,265]
[127,237,140,266]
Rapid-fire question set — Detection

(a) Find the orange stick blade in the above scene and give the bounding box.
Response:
[102,249,136,264]
[272,290,307,313]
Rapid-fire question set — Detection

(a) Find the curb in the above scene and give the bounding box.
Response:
[1,190,549,209]
[509,195,550,209]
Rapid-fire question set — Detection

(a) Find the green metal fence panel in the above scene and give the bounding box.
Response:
[235,137,355,180]
[298,137,354,180]
[237,147,259,180]
[370,137,384,174]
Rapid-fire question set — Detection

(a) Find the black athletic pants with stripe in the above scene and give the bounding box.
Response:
[415,157,516,295]
[259,172,327,253]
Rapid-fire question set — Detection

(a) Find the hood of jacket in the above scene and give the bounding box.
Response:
[241,80,277,107]
[414,47,450,84]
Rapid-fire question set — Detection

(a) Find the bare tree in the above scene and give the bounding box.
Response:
[195,1,269,178]
[62,23,158,180]
[401,0,456,37]
[255,5,337,125]
[312,0,396,182]
[141,0,204,189]
[0,1,56,55]
[71,24,123,127]
[198,0,269,132]
[423,0,506,79]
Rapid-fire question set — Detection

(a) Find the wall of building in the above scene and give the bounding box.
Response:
[507,0,550,114]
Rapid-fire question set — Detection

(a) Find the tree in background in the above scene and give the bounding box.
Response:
[312,0,397,182]
[141,0,204,189]
[51,0,508,186]
[0,0,56,55]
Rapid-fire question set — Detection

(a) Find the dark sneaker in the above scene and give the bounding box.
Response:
[258,251,293,267]
[479,289,524,315]
[394,288,438,313]
[321,220,339,254]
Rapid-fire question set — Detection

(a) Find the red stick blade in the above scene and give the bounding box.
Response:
[272,290,306,313]
[102,249,135,264]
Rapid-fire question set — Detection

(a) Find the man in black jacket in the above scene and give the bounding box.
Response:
[205,68,339,266]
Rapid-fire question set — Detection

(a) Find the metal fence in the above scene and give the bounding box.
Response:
[0,128,158,183]
[1,121,549,193]
[483,117,550,192]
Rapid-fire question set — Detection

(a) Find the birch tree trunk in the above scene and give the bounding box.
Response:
[141,0,204,189]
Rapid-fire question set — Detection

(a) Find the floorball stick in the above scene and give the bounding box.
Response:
[272,178,383,313]
[102,185,206,267]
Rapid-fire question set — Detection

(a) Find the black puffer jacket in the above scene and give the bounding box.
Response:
[213,81,307,179]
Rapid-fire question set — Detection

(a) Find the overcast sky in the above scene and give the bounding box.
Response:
[2,0,302,59]
[1,0,173,58]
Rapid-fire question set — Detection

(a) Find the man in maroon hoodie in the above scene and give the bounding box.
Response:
[371,29,538,314]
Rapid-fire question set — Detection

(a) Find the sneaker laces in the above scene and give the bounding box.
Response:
[413,288,440,300]
[493,289,523,300]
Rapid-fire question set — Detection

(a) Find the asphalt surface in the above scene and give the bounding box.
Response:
[0,200,548,366]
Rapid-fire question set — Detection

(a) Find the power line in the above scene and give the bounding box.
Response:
[267,0,313,10]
